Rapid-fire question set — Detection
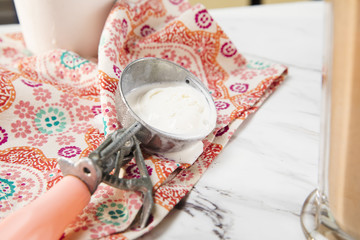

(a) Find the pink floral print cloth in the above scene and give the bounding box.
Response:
[0,0,287,239]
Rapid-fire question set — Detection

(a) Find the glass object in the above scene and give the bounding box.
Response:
[300,0,360,239]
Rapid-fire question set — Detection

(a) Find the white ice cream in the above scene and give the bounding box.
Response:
[126,82,213,136]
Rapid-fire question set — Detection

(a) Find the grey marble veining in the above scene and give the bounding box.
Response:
[140,2,323,240]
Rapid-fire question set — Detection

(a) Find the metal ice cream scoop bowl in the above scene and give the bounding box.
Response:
[59,57,217,229]
[116,57,217,153]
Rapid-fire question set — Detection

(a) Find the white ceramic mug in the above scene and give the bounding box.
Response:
[14,0,115,59]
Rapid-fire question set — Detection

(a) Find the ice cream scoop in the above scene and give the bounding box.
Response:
[0,57,217,239]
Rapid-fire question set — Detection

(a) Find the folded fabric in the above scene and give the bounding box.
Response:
[0,0,287,239]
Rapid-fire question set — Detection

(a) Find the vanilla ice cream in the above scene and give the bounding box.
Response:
[126,82,214,136]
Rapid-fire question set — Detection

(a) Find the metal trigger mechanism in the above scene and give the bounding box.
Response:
[58,123,153,229]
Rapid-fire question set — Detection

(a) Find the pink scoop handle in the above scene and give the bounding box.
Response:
[0,175,91,240]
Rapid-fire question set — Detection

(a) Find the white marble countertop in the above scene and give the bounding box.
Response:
[139,2,323,240]
[0,2,323,239]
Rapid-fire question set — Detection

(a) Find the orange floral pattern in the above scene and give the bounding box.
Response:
[0,0,287,239]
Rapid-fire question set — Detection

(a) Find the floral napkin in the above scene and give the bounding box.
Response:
[0,0,287,239]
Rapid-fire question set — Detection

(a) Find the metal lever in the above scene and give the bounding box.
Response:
[59,122,154,228]
[102,138,154,228]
